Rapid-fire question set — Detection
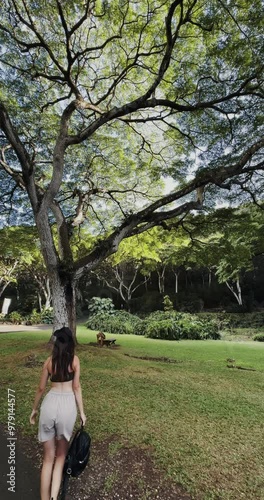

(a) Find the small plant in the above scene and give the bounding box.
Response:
[0,312,6,322]
[41,307,54,324]
[26,309,42,325]
[88,297,115,316]
[163,295,174,312]
[8,311,23,324]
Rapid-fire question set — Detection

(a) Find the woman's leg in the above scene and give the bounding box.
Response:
[40,438,56,500]
[50,437,69,500]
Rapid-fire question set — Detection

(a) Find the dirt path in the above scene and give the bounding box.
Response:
[0,424,194,500]
[0,324,51,333]
[0,424,40,500]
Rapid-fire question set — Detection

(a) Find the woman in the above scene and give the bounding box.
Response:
[29,327,86,500]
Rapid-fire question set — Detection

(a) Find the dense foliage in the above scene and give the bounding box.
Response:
[87,297,115,316]
[86,310,220,340]
[86,310,142,335]
[253,333,264,342]
[0,307,54,325]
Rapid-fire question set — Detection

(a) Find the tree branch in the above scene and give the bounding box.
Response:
[73,137,264,275]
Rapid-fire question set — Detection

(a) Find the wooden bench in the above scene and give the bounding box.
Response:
[102,339,116,347]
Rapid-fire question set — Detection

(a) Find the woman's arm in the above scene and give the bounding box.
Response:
[72,355,86,426]
[29,357,50,425]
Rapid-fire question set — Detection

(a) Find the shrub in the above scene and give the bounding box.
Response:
[147,310,183,321]
[87,297,115,316]
[86,310,142,335]
[163,295,174,312]
[177,316,220,340]
[199,312,264,330]
[0,312,6,322]
[41,308,54,324]
[145,319,182,340]
[26,309,42,325]
[253,333,264,342]
[198,313,231,331]
[86,309,220,340]
[144,311,220,340]
[8,311,23,324]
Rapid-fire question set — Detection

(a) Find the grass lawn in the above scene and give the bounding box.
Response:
[1,326,264,499]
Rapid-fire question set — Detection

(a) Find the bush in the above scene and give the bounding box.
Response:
[144,311,220,340]
[146,310,183,321]
[41,308,54,324]
[86,309,220,340]
[86,310,142,335]
[253,333,264,342]
[0,312,6,323]
[199,312,264,329]
[26,309,42,325]
[198,313,231,331]
[87,297,115,316]
[177,316,220,340]
[145,319,182,340]
[8,311,23,324]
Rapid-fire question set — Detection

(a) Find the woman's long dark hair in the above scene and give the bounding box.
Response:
[52,327,74,381]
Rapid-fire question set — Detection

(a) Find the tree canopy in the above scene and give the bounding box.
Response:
[0,0,263,333]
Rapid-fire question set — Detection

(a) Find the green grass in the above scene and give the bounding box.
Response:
[1,326,264,499]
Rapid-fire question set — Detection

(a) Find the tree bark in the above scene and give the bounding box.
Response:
[51,271,76,337]
[157,266,166,294]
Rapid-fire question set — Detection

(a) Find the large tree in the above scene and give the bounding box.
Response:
[0,0,263,336]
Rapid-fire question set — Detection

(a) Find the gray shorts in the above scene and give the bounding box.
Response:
[38,390,77,442]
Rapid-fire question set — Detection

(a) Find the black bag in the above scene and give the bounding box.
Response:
[60,426,91,499]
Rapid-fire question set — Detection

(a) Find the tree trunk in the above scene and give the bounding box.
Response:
[0,281,10,299]
[44,277,52,309]
[208,268,212,287]
[226,279,243,306]
[173,271,180,294]
[157,267,166,294]
[38,292,42,312]
[51,272,76,339]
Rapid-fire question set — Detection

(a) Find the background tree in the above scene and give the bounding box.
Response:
[181,205,264,307]
[0,0,263,336]
[0,226,38,301]
[93,231,161,310]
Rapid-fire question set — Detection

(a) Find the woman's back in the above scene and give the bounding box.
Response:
[47,355,77,393]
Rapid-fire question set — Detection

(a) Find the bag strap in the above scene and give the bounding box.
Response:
[60,451,73,499]
[60,471,70,500]
[60,426,85,498]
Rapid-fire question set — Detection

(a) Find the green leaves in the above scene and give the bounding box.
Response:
[0,0,263,284]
